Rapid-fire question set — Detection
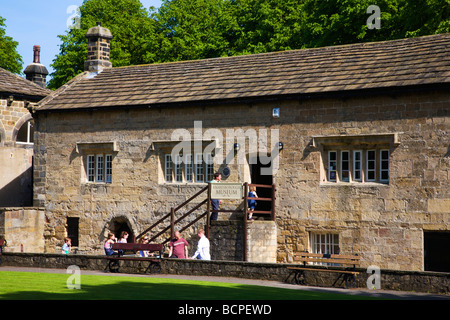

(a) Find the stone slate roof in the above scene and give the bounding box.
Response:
[0,67,51,99]
[36,33,450,111]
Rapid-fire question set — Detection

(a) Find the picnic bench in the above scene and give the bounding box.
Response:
[0,239,6,266]
[104,243,164,274]
[286,252,361,288]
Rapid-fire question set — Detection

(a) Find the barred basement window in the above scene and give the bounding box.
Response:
[309,232,340,266]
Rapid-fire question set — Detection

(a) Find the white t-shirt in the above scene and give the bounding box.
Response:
[193,235,210,260]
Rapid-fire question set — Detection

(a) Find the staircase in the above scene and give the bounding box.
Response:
[135,182,276,261]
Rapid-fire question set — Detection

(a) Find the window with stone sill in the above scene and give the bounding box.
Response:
[164,153,214,184]
[76,142,117,184]
[313,134,398,185]
[325,148,389,184]
[86,153,113,183]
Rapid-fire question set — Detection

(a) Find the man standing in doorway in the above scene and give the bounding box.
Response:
[210,172,222,221]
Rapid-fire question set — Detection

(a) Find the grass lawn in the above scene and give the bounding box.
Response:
[0,271,379,300]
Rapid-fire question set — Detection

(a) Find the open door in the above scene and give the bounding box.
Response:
[250,155,273,214]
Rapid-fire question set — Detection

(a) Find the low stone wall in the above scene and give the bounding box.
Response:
[210,220,277,263]
[1,252,449,294]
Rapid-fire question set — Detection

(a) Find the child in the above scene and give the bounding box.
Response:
[104,232,117,256]
[118,231,129,243]
[62,237,71,254]
[247,185,258,220]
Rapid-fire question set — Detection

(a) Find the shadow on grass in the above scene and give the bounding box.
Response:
[0,277,370,300]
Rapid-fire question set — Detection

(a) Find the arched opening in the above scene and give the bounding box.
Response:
[15,119,34,144]
[106,216,135,242]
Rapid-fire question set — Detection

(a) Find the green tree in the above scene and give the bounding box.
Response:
[48,0,156,89]
[399,0,450,37]
[153,0,233,61]
[298,0,450,48]
[226,0,304,54]
[50,0,450,89]
[0,16,23,74]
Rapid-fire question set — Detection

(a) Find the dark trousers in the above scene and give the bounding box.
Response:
[211,199,220,220]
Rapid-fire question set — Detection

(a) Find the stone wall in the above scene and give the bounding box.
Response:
[0,98,34,207]
[32,88,449,271]
[0,207,45,252]
[1,252,449,294]
[210,220,277,263]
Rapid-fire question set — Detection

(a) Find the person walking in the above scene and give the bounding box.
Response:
[191,229,210,260]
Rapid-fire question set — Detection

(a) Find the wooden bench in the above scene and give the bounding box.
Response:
[104,243,164,274]
[286,252,361,288]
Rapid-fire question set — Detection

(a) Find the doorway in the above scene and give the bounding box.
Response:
[424,231,450,272]
[250,155,273,214]
[108,216,134,242]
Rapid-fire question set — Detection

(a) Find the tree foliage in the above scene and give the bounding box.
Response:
[48,0,155,89]
[49,0,450,89]
[0,16,23,75]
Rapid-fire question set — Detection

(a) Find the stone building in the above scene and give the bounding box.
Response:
[29,25,449,271]
[0,46,50,207]
[0,47,50,253]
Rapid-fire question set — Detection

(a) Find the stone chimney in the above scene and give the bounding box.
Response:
[23,45,49,88]
[84,22,113,72]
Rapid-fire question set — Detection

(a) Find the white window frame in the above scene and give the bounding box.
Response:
[380,149,389,182]
[366,150,376,182]
[324,148,389,184]
[87,155,95,182]
[353,150,362,182]
[105,154,113,183]
[205,153,214,182]
[328,151,337,182]
[16,120,34,144]
[165,154,173,183]
[185,154,193,183]
[164,152,214,184]
[195,153,204,183]
[340,150,350,182]
[86,153,112,183]
[174,154,183,183]
[96,154,104,182]
[309,232,340,266]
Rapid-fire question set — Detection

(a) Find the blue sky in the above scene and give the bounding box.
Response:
[1,0,162,77]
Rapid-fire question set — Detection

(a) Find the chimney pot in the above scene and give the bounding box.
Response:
[24,45,48,88]
[33,45,41,63]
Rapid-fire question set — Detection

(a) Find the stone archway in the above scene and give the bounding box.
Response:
[105,216,136,243]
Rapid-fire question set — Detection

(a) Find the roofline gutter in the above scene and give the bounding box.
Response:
[0,92,49,103]
[32,82,450,115]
